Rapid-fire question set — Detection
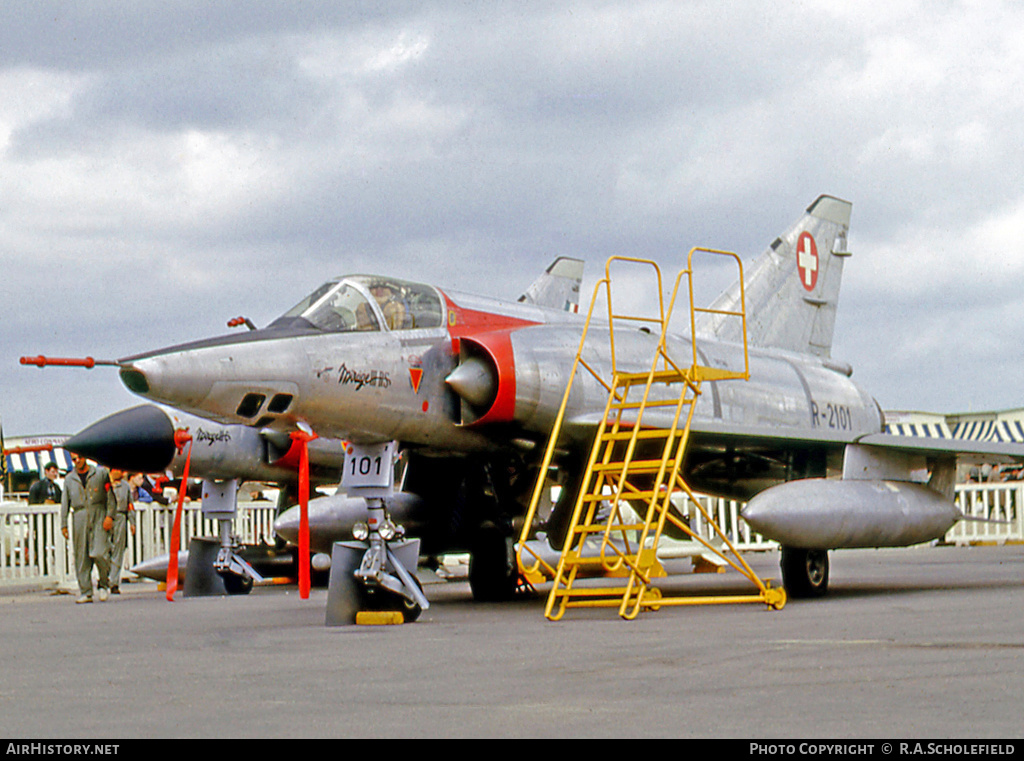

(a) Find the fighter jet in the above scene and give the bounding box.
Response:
[30,195,1024,607]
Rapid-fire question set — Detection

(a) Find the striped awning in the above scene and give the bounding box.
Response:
[952,419,1024,444]
[884,421,954,438]
[3,447,74,474]
[885,418,1024,444]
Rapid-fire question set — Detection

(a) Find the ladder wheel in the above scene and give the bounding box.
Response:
[645,586,662,612]
[780,547,829,599]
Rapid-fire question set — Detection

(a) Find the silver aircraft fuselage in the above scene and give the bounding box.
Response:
[116,276,883,483]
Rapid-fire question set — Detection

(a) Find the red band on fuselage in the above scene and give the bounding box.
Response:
[454,332,518,426]
[440,291,539,339]
[441,291,540,427]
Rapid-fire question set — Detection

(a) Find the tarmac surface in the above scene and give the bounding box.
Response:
[1,544,1022,739]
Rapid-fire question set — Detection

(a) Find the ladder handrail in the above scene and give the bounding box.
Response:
[516,274,611,578]
[517,256,674,577]
[687,247,750,382]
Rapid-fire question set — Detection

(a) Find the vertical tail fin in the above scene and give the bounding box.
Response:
[519,257,584,313]
[696,194,852,358]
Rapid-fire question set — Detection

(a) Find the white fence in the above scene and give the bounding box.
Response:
[949,481,1024,545]
[2,483,1022,590]
[670,492,779,551]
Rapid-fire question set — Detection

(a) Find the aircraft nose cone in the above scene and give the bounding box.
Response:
[117,349,216,410]
[64,404,177,472]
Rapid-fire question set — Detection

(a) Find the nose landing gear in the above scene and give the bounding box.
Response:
[324,442,429,626]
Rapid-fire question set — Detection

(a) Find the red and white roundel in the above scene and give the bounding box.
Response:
[796,232,818,292]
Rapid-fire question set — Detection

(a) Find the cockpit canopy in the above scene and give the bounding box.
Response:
[269,276,444,333]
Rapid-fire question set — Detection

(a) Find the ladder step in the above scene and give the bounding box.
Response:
[560,540,659,557]
[599,429,679,441]
[608,398,693,410]
[560,555,629,567]
[571,523,649,535]
[582,491,658,502]
[590,460,678,473]
[615,370,693,384]
[551,587,637,599]
[693,366,747,382]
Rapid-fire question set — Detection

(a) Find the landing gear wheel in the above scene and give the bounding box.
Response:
[220,572,254,596]
[780,547,829,599]
[400,600,422,623]
[364,581,423,623]
[469,526,517,602]
[390,575,425,622]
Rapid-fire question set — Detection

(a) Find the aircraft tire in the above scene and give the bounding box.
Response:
[396,574,425,622]
[468,526,517,602]
[365,582,423,622]
[221,571,254,596]
[401,601,422,623]
[780,547,829,599]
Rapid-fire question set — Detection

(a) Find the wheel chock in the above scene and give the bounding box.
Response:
[355,611,406,625]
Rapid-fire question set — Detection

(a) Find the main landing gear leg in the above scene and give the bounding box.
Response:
[467,459,522,602]
[469,522,517,602]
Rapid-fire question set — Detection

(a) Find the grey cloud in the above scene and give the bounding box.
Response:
[3,2,1024,434]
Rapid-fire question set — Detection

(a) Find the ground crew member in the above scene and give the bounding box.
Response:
[61,454,114,603]
[27,462,62,504]
[105,468,135,595]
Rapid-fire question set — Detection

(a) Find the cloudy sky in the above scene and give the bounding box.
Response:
[2,1,1023,437]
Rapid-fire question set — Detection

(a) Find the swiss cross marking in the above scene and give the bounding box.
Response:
[797,232,818,292]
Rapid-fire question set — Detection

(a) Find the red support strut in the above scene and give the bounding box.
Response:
[290,428,319,599]
[166,429,193,601]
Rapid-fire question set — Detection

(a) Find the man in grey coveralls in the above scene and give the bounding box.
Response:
[61,454,114,603]
[106,468,134,594]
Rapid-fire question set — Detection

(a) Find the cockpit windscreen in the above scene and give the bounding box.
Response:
[270,277,443,333]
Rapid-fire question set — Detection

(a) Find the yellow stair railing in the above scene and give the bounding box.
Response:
[516,250,787,620]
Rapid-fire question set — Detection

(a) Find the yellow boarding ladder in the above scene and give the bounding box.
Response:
[517,251,787,620]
